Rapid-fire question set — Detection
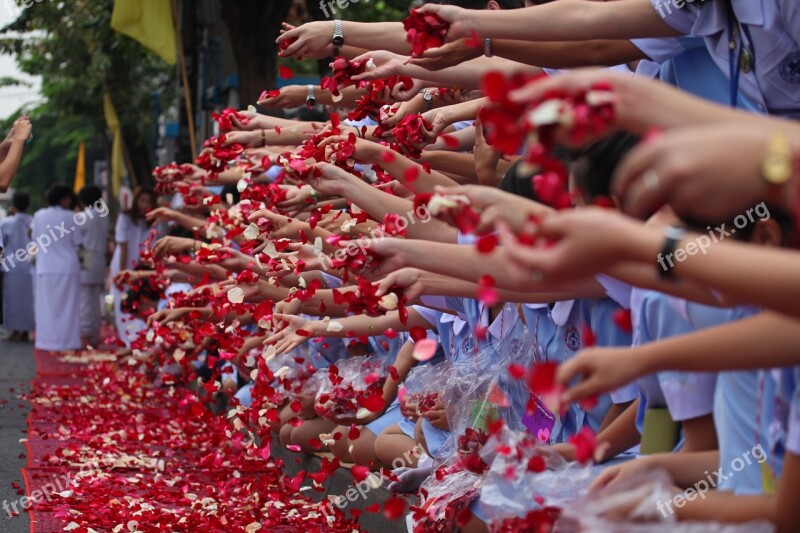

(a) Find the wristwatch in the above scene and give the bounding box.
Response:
[422,89,433,111]
[762,132,793,206]
[484,38,493,58]
[657,225,685,279]
[306,85,316,108]
[332,20,344,55]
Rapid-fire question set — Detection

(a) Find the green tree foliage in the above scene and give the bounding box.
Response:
[0,0,174,196]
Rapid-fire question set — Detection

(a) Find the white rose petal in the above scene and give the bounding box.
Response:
[326,321,344,332]
[265,242,280,259]
[528,99,566,127]
[313,236,323,256]
[379,293,399,311]
[585,90,615,107]
[356,408,373,420]
[227,287,245,304]
[243,223,260,241]
[237,178,249,193]
[273,366,290,379]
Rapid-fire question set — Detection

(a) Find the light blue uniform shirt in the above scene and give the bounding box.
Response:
[653,0,800,117]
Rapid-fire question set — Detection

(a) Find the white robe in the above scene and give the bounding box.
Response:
[110,213,151,345]
[79,215,109,342]
[0,213,34,331]
[30,206,82,351]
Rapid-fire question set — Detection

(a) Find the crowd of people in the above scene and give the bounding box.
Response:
[7,0,800,530]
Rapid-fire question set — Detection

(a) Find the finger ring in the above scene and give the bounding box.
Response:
[642,170,661,192]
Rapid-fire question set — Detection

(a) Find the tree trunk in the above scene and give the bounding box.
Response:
[220,0,293,106]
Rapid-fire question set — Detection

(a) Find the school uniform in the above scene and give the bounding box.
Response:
[110,213,151,345]
[79,212,109,343]
[30,206,82,351]
[757,366,800,494]
[1,213,35,332]
[654,0,800,117]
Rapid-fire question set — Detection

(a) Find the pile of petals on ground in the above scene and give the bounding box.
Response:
[21,349,360,533]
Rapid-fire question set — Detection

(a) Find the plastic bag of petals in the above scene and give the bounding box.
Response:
[263,352,317,406]
[438,334,535,469]
[410,464,482,533]
[402,361,451,418]
[314,355,389,421]
[557,469,775,533]
[479,427,597,532]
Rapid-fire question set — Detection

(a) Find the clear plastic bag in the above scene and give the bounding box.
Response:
[479,427,595,530]
[410,461,483,533]
[556,469,776,533]
[402,361,451,417]
[314,355,389,420]
[437,334,534,465]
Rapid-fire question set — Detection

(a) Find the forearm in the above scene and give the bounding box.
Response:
[595,399,642,463]
[341,178,457,242]
[415,269,603,303]
[305,309,431,339]
[470,1,680,41]
[341,21,410,54]
[492,39,645,68]
[605,263,723,307]
[173,261,229,281]
[645,450,720,489]
[675,491,775,526]
[403,57,541,89]
[420,151,479,182]
[366,146,459,193]
[396,240,602,296]
[629,230,800,319]
[637,312,800,375]
[0,139,25,192]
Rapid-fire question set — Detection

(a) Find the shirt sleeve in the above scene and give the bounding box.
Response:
[650,0,697,34]
[779,0,800,47]
[786,367,800,456]
[115,214,129,244]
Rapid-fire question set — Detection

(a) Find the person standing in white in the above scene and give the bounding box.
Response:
[30,185,82,351]
[110,187,156,345]
[77,185,109,345]
[0,115,33,328]
[0,192,34,341]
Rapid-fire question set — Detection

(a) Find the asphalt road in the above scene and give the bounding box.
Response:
[0,330,34,533]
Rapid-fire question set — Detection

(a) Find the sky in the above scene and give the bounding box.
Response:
[0,4,42,120]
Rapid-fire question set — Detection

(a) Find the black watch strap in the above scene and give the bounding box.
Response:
[657,225,685,279]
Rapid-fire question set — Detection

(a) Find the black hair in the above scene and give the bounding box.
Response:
[568,133,641,202]
[120,275,162,316]
[296,106,328,122]
[12,191,30,212]
[221,184,241,206]
[78,185,103,207]
[499,159,539,201]
[45,184,74,208]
